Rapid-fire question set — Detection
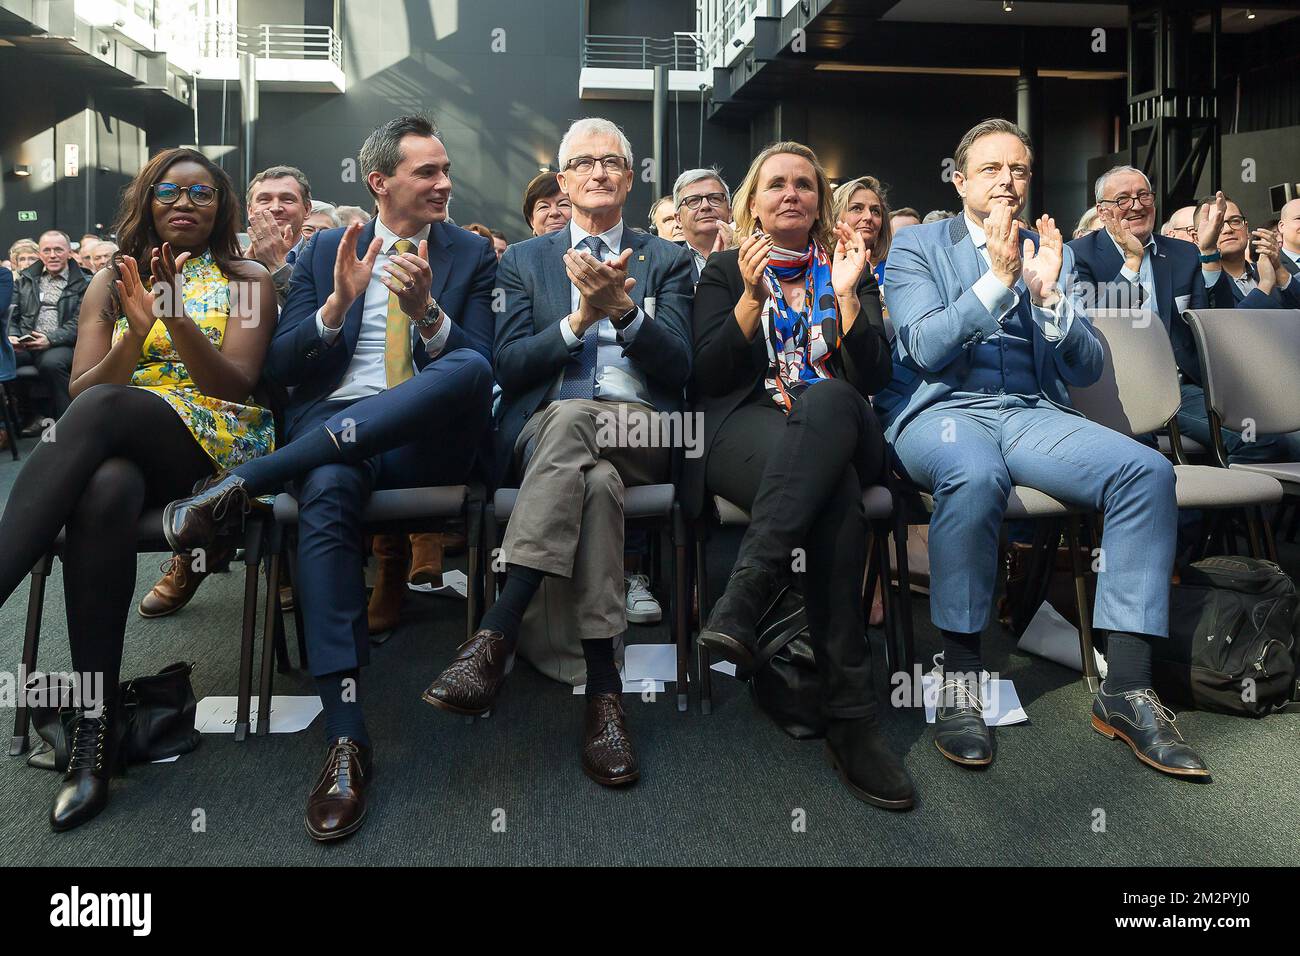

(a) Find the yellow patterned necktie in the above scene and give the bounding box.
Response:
[384,239,416,387]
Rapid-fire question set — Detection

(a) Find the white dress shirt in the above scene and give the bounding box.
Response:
[316,217,452,403]
[965,214,1073,343]
[1111,231,1160,316]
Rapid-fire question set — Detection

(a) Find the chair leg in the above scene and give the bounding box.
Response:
[891,509,916,675]
[1258,506,1278,562]
[1285,501,1300,544]
[694,532,713,715]
[1,383,21,461]
[673,504,689,714]
[1243,506,1265,559]
[483,503,498,613]
[256,533,284,736]
[1066,516,1100,692]
[466,486,484,640]
[873,526,896,685]
[10,554,51,756]
[863,526,887,673]
[285,534,308,669]
[235,526,264,743]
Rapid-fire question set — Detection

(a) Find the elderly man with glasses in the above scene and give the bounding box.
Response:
[672,167,733,282]
[421,117,694,787]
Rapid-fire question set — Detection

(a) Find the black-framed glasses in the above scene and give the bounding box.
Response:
[153,182,218,206]
[564,155,627,175]
[1099,190,1156,211]
[679,192,728,211]
[1223,215,1248,230]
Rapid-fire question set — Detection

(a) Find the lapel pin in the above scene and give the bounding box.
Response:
[638,254,646,261]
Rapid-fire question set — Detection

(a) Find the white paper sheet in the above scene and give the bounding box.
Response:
[623,643,679,683]
[709,659,738,678]
[920,674,1028,726]
[194,695,323,734]
[407,568,468,599]
[152,755,179,763]
[1017,600,1108,678]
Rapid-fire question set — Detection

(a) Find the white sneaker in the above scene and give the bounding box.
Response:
[624,574,662,625]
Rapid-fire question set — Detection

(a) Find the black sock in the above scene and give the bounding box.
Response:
[315,669,369,745]
[1103,632,1154,694]
[480,564,545,645]
[941,629,983,677]
[231,424,341,496]
[582,638,622,695]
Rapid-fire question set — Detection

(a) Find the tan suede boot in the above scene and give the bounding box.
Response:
[367,533,410,633]
[408,533,445,587]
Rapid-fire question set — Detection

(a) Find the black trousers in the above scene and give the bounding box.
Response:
[705,378,887,717]
[15,345,74,418]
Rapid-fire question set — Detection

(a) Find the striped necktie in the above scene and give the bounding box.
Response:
[384,239,416,387]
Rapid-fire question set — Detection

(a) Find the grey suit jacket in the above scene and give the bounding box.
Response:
[492,221,695,487]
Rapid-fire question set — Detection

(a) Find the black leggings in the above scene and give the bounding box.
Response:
[0,384,215,699]
[705,378,886,717]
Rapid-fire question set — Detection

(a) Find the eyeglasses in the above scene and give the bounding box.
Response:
[564,155,627,176]
[1222,215,1248,230]
[153,182,218,206]
[1099,191,1156,211]
[1172,226,1198,237]
[679,192,728,211]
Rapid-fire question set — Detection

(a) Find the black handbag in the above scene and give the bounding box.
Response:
[748,584,826,739]
[27,661,202,771]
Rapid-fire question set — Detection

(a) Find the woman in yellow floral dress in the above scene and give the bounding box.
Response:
[0,147,278,832]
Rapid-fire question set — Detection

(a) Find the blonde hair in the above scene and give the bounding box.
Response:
[732,141,834,252]
[832,176,893,263]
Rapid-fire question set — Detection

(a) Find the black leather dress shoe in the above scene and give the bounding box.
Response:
[933,673,993,767]
[421,629,514,716]
[305,737,373,842]
[582,693,639,787]
[825,717,914,810]
[1092,685,1210,779]
[697,566,781,677]
[163,473,260,556]
[50,708,125,833]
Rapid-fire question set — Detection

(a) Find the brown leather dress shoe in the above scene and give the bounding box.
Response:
[367,533,409,633]
[421,629,514,716]
[138,554,211,618]
[582,693,640,787]
[408,532,444,587]
[163,473,262,556]
[305,737,373,842]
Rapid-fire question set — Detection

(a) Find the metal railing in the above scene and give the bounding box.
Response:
[176,19,341,68]
[699,0,761,68]
[582,33,704,70]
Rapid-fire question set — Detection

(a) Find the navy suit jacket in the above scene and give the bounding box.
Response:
[876,214,1103,443]
[1202,259,1300,310]
[267,218,497,439]
[492,222,695,487]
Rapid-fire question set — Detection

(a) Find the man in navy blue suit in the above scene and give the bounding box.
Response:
[164,114,496,841]
[1070,173,1300,464]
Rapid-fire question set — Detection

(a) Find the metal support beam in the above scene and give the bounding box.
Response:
[652,64,669,202]
[239,52,258,189]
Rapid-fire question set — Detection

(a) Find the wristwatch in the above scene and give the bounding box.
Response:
[610,304,638,329]
[1199,251,1222,263]
[416,297,442,332]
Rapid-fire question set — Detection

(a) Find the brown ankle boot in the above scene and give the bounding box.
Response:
[408,533,445,587]
[138,549,224,618]
[367,534,410,633]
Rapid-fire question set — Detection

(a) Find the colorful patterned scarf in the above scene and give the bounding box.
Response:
[761,240,840,411]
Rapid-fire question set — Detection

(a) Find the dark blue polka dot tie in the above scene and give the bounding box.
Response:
[556,235,606,401]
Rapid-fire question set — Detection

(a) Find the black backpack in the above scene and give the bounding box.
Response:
[1153,557,1300,717]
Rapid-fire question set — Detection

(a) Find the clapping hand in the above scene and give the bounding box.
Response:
[1097,203,1145,269]
[1023,215,1064,306]
[148,243,191,321]
[381,239,434,321]
[985,200,1023,288]
[564,247,636,335]
[737,231,774,307]
[114,255,161,339]
[244,208,295,270]
[831,220,869,297]
[1197,191,1228,255]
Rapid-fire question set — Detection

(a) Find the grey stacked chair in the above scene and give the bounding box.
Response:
[1181,307,1300,559]
[484,484,690,712]
[262,483,486,733]
[1068,308,1283,556]
[693,483,913,714]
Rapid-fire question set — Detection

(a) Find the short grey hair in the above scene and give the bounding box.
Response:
[358,113,440,198]
[558,118,633,171]
[673,167,730,208]
[309,201,342,227]
[922,209,955,224]
[1094,165,1152,203]
[953,118,1033,176]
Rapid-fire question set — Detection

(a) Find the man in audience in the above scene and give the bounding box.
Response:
[648,195,683,240]
[922,209,955,224]
[880,120,1205,780]
[76,236,99,272]
[421,117,693,787]
[302,201,342,241]
[673,166,732,281]
[336,205,371,228]
[11,230,86,429]
[88,240,118,273]
[1280,197,1300,279]
[890,207,922,232]
[164,113,496,841]
[245,164,312,305]
[1195,192,1300,309]
[490,229,508,260]
[1161,204,1197,243]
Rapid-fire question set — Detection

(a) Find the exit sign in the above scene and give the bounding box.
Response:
[17,211,37,222]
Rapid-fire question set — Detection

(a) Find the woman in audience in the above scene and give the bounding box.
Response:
[521,172,571,237]
[7,238,39,273]
[833,176,893,288]
[0,147,277,832]
[689,142,912,810]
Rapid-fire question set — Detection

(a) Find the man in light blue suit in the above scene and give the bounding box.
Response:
[878,118,1207,780]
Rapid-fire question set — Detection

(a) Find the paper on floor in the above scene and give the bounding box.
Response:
[407,568,468,599]
[920,674,1028,726]
[623,643,678,683]
[195,695,323,734]
[1017,600,1108,679]
[709,659,738,678]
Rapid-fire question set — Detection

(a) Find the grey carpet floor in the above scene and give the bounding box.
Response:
[1,434,1298,866]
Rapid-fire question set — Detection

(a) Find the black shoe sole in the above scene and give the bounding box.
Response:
[934,738,994,767]
[697,628,757,677]
[1091,714,1212,779]
[825,743,914,810]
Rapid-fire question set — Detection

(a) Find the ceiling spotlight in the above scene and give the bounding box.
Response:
[12,164,30,177]
[1002,0,1013,11]
[1246,8,1257,19]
